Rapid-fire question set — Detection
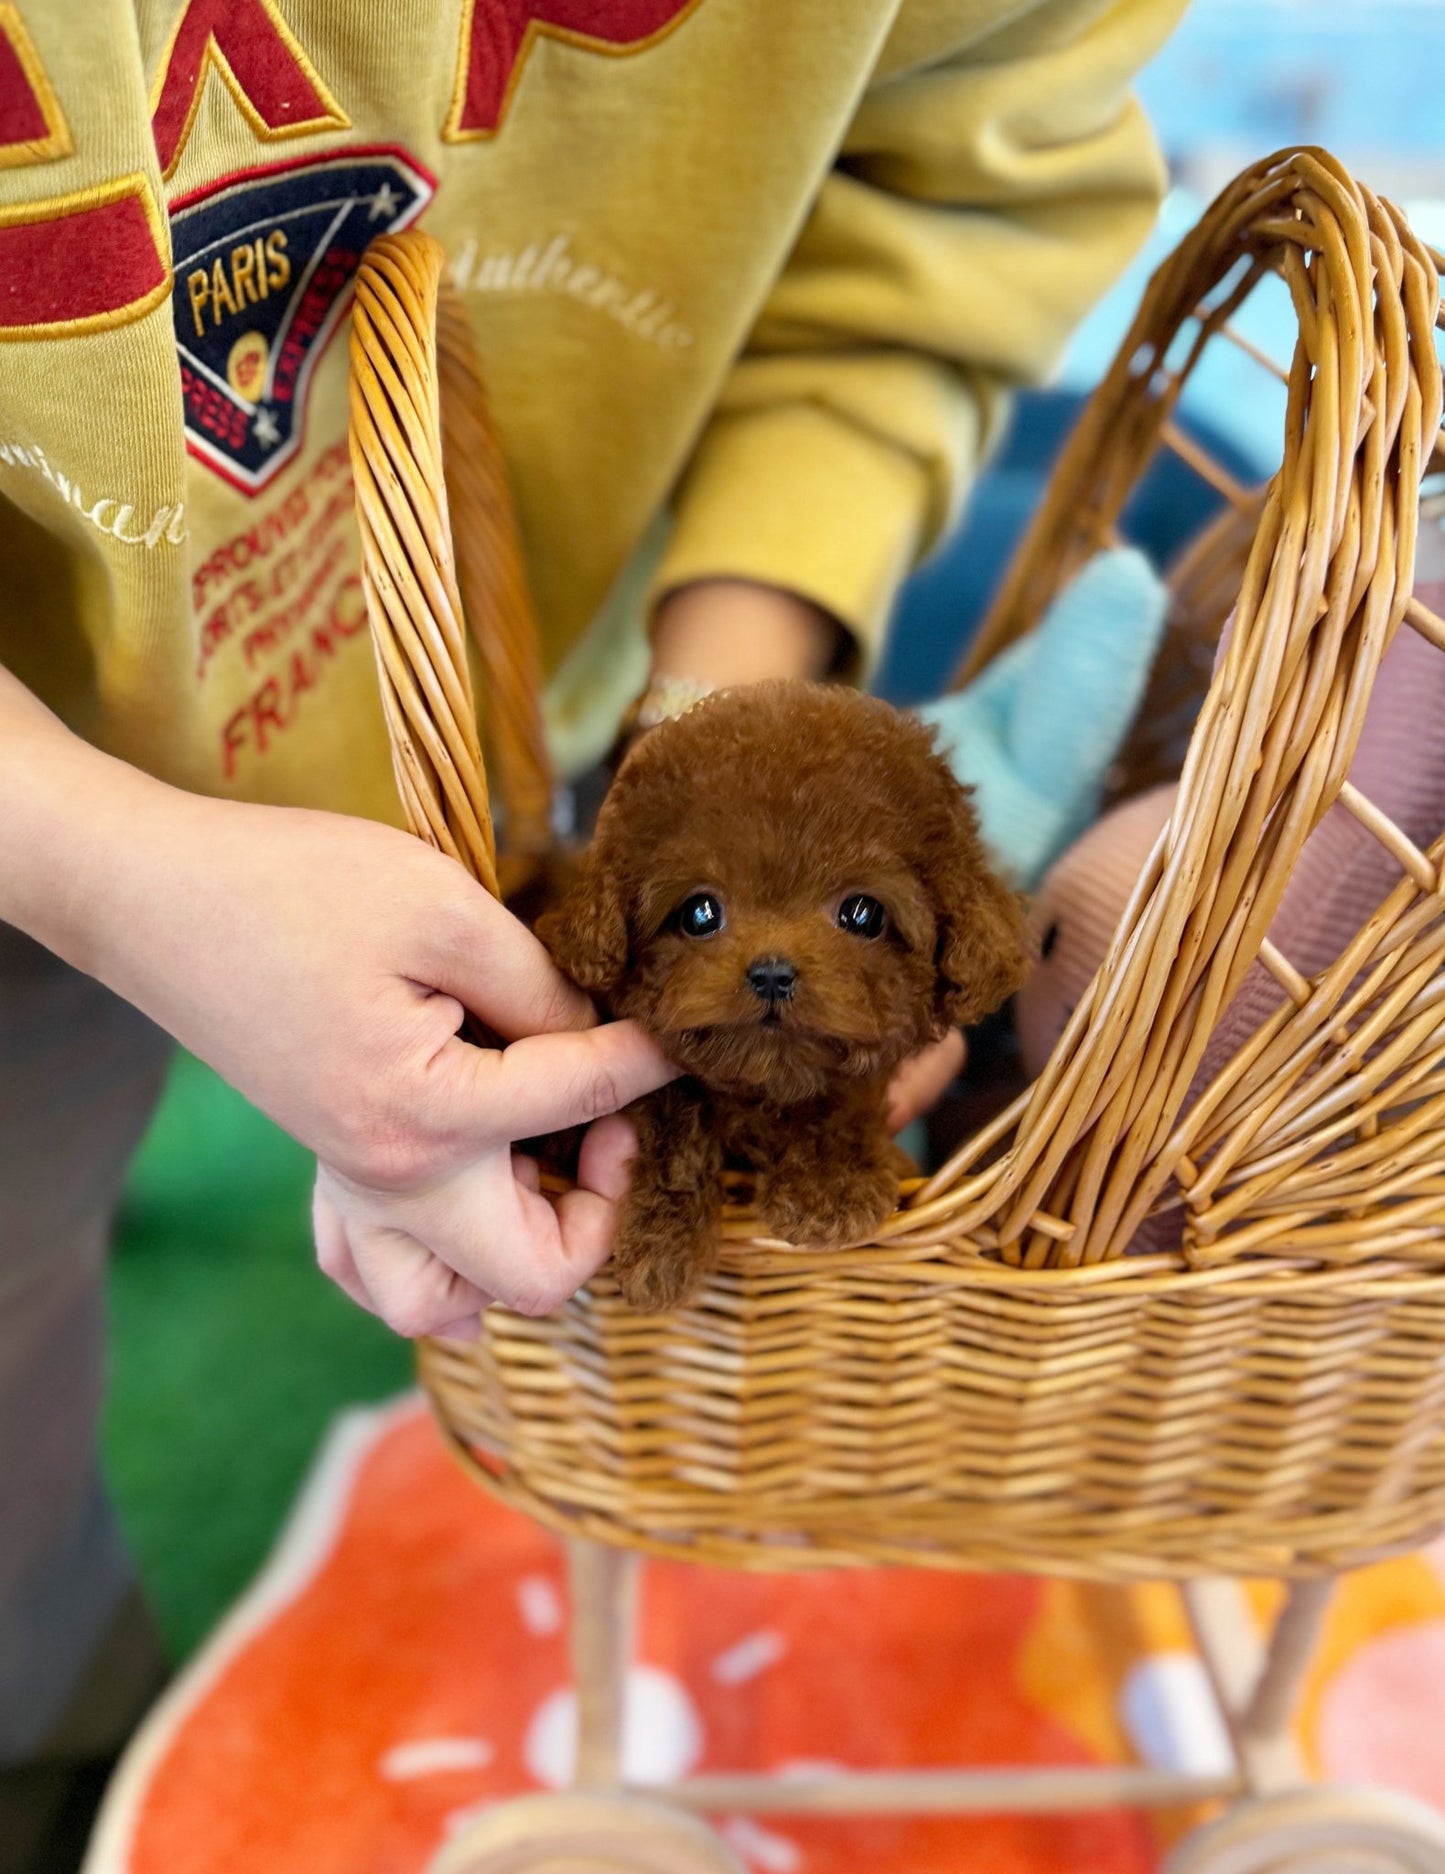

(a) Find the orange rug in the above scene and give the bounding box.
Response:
[85,1397,1445,1874]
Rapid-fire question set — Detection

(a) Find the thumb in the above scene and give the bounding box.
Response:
[422,873,596,1042]
[432,1019,676,1145]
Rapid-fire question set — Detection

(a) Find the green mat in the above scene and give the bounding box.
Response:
[105,1053,411,1660]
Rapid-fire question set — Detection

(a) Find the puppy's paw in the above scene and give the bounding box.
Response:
[614,1250,706,1312]
[610,1190,716,1312]
[759,1160,900,1251]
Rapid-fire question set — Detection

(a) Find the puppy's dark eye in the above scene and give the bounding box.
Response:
[837,893,887,939]
[675,892,724,938]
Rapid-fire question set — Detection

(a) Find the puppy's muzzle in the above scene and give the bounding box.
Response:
[746,955,797,1007]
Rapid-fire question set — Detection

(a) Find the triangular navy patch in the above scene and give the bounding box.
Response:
[169,145,435,494]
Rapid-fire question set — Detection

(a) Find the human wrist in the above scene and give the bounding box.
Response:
[648,578,844,690]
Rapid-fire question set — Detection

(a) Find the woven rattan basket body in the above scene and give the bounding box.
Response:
[349,149,1445,1583]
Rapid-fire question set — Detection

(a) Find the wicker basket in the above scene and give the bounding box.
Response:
[348,148,1445,1583]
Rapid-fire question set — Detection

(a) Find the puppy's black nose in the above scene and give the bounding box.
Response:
[746,956,797,1004]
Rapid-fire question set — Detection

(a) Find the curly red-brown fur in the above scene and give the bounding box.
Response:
[538,682,1029,1310]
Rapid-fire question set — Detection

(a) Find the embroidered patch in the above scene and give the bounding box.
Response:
[169,145,433,494]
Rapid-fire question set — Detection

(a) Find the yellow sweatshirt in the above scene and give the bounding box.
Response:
[0,0,1183,821]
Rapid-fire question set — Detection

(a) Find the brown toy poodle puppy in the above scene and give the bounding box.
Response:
[538,681,1029,1310]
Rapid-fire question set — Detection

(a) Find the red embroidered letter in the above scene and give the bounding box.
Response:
[0,175,170,339]
[0,4,72,166]
[150,0,348,181]
[445,0,697,140]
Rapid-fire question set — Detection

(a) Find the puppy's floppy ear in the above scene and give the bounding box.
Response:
[936,862,1031,1029]
[928,779,1032,1032]
[535,844,630,999]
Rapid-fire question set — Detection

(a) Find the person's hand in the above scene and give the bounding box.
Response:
[886,1030,966,1134]
[648,579,843,692]
[0,675,675,1336]
[312,1106,651,1340]
[113,803,675,1335]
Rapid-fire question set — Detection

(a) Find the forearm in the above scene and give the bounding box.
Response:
[0,665,165,974]
[653,0,1182,672]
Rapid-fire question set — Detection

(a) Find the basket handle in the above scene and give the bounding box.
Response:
[960,150,1443,1267]
[951,187,1290,691]
[348,228,555,896]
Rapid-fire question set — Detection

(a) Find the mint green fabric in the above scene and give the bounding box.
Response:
[917,547,1168,889]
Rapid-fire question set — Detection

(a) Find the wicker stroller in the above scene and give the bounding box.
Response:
[348,148,1445,1873]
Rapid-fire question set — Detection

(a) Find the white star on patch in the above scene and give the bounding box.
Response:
[253,405,281,449]
[368,181,401,222]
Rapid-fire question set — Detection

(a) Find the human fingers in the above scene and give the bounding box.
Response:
[473,1118,639,1317]
[315,1195,480,1337]
[383,1173,610,1320]
[381,1132,635,1322]
[500,1178,622,1315]
[576,1111,639,1202]
[431,1021,675,1146]
[516,1115,643,1309]
[421,874,597,1042]
[345,1217,494,1340]
[430,1317,484,1343]
[886,1029,967,1133]
[312,1181,379,1314]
